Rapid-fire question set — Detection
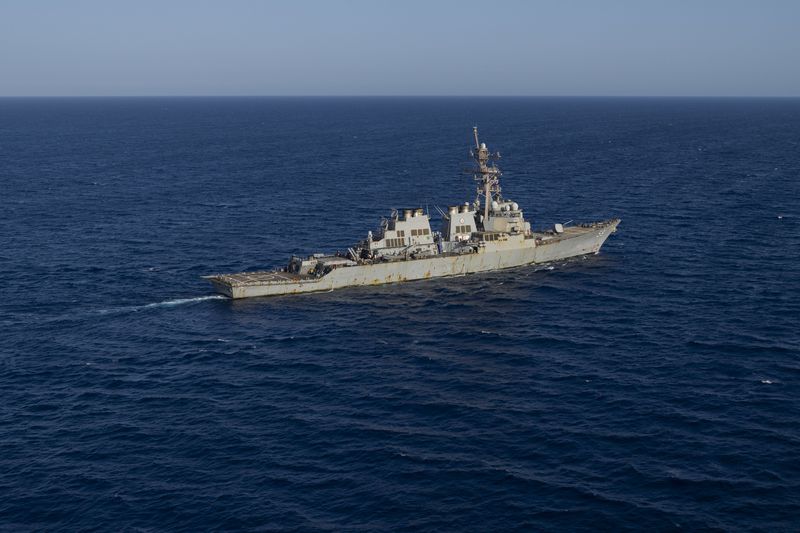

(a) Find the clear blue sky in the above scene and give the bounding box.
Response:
[1,0,799,96]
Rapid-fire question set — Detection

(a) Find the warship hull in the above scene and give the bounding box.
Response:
[206,219,619,299]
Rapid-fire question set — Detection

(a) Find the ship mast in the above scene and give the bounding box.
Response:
[470,127,502,223]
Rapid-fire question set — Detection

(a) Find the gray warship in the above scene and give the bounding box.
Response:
[205,128,620,298]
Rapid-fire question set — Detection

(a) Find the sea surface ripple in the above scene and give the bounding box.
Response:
[1,97,799,531]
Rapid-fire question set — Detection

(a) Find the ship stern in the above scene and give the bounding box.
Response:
[203,275,235,298]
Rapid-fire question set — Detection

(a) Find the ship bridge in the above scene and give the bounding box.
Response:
[483,200,530,234]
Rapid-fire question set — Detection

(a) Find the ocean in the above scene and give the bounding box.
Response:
[1,97,799,531]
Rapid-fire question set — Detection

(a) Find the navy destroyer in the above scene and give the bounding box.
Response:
[205,128,620,298]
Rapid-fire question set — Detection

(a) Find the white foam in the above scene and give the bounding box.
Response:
[97,295,225,315]
[140,295,225,309]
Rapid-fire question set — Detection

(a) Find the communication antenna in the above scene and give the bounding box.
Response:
[469,126,502,222]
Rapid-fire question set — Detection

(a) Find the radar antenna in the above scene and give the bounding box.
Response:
[470,126,502,223]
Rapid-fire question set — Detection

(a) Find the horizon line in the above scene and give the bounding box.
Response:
[1,94,800,99]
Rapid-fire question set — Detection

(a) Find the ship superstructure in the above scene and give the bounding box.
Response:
[205,128,619,298]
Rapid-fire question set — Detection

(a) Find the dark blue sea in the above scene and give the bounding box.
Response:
[1,97,799,531]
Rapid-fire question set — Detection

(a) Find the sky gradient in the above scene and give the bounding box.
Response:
[1,0,799,97]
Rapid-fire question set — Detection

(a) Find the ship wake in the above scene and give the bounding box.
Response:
[97,295,225,315]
